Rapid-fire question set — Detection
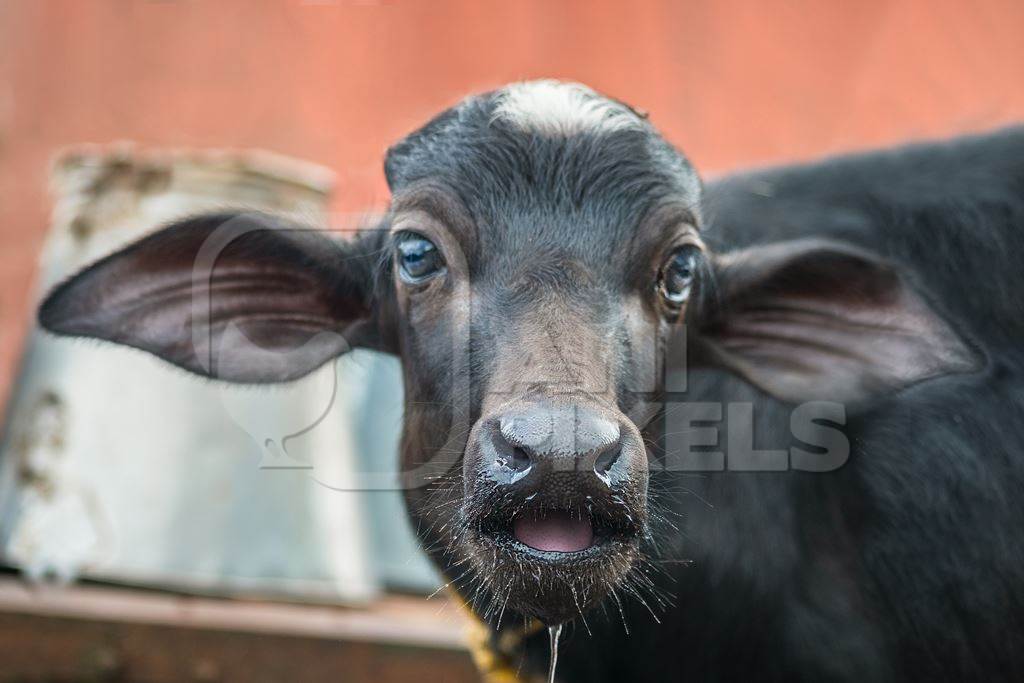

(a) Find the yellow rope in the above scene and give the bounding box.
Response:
[464,616,525,683]
[448,587,544,682]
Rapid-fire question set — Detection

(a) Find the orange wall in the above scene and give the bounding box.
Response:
[2,0,1023,412]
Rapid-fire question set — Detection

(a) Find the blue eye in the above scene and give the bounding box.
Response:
[659,245,701,306]
[396,233,445,283]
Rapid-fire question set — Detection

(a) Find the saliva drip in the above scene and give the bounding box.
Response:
[547,623,563,683]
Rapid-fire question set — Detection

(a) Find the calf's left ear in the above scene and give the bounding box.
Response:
[39,212,396,383]
[689,238,980,404]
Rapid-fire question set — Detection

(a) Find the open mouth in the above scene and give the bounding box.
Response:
[478,504,644,564]
[514,510,593,552]
[464,501,645,624]
[459,456,650,623]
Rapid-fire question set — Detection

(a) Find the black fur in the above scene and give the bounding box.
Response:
[539,127,1024,682]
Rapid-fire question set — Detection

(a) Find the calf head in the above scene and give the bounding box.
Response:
[39,81,977,626]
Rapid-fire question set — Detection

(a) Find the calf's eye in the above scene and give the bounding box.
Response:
[659,244,701,306]
[396,233,445,284]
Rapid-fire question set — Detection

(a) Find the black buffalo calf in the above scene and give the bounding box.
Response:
[37,82,1024,681]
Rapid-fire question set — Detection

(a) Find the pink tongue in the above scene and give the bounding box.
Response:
[513,511,594,553]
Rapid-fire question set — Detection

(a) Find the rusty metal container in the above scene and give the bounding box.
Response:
[0,146,380,602]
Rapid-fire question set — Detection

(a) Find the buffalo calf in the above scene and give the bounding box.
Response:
[39,81,1024,681]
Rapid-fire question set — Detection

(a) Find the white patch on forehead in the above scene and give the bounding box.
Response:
[491,80,644,136]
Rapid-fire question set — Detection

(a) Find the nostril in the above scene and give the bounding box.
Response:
[488,420,535,482]
[509,446,532,472]
[594,444,621,479]
[493,445,533,474]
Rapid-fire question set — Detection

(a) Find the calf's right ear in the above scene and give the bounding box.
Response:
[39,212,396,383]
